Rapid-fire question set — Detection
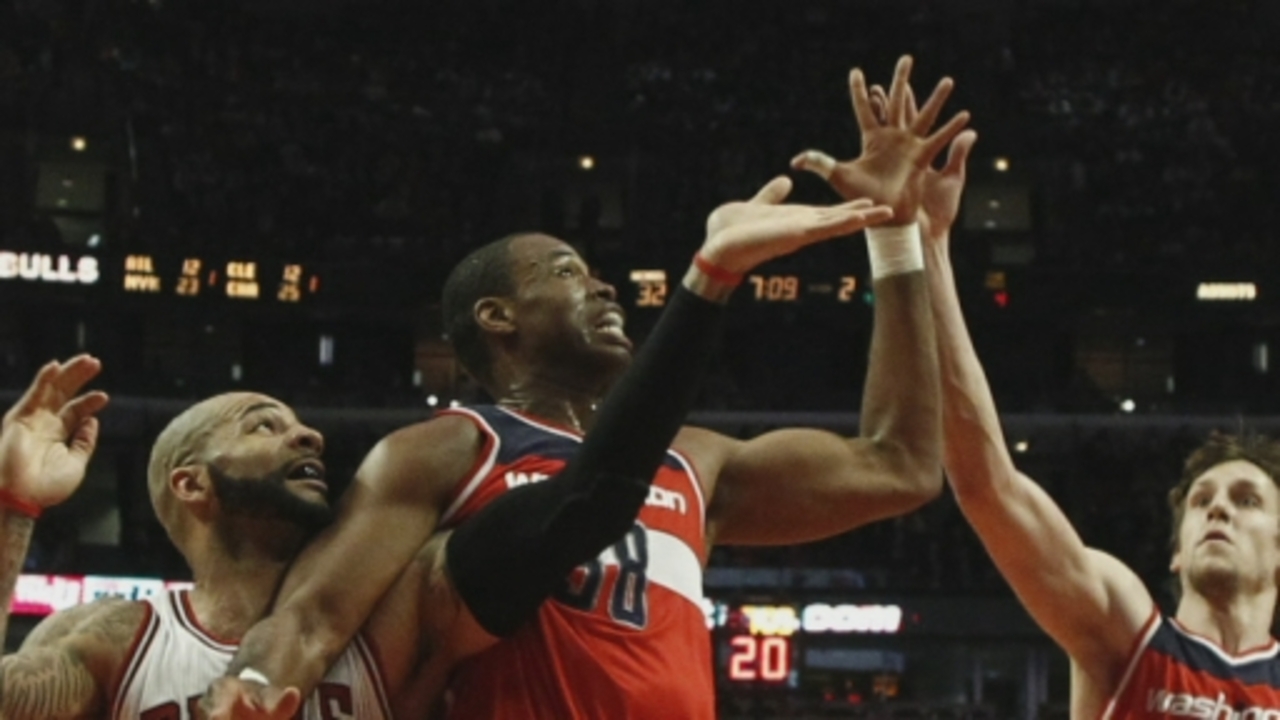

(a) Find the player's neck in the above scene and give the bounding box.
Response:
[184,524,303,641]
[1175,589,1278,654]
[496,375,609,433]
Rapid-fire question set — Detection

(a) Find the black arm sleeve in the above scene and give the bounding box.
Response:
[446,285,725,636]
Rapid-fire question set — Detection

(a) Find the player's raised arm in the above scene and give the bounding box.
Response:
[911,111,1151,679]
[705,57,961,546]
[0,356,129,720]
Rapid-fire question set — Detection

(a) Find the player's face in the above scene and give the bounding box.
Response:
[200,394,332,531]
[507,234,631,373]
[1172,460,1280,599]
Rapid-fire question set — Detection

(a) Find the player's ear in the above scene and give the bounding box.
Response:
[476,298,517,336]
[171,464,213,504]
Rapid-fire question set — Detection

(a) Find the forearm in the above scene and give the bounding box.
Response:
[858,264,942,494]
[0,511,35,646]
[226,610,335,694]
[922,236,1016,495]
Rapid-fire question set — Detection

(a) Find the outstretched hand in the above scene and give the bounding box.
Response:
[700,175,893,275]
[919,129,978,244]
[200,677,302,720]
[790,55,970,225]
[0,355,108,511]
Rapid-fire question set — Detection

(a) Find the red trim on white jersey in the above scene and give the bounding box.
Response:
[353,634,394,720]
[110,601,158,720]
[173,590,238,652]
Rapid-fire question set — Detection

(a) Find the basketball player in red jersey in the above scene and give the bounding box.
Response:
[797,79,1280,719]
[205,54,965,719]
[0,168,887,719]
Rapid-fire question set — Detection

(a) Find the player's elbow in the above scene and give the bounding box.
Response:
[872,437,946,508]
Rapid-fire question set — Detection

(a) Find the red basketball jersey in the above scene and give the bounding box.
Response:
[437,405,715,719]
[1102,610,1280,719]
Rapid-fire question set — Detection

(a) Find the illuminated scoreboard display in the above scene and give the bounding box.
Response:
[120,254,320,303]
[708,600,907,687]
[629,269,866,308]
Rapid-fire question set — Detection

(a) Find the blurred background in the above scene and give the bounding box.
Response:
[2,0,1278,716]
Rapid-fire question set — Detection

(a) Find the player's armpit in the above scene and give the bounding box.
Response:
[2,598,147,720]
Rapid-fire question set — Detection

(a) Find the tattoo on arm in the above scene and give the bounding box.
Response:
[0,513,36,647]
[0,646,99,720]
[1,599,146,720]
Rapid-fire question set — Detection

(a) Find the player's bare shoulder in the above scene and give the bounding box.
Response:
[19,596,150,685]
[21,596,148,651]
[359,413,487,504]
[673,425,739,498]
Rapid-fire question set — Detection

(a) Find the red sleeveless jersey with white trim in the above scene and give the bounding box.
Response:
[438,405,714,720]
[1102,610,1280,720]
[111,589,392,720]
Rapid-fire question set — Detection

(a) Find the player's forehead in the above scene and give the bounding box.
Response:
[200,392,298,430]
[508,234,584,274]
[1188,459,1277,496]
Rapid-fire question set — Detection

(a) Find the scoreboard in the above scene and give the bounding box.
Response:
[708,600,908,687]
[0,249,320,304]
[630,269,868,308]
[121,255,319,303]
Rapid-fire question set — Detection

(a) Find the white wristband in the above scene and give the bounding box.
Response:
[865,223,924,279]
[237,667,271,686]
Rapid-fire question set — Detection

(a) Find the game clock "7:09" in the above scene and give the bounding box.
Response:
[629,270,861,307]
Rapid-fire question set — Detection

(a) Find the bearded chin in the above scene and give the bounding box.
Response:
[207,464,334,534]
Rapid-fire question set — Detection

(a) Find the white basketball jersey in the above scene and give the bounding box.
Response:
[111,589,392,720]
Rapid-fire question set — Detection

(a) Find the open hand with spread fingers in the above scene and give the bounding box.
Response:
[790,55,970,226]
[0,355,109,513]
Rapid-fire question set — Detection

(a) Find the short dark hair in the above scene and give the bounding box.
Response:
[441,234,523,383]
[1167,431,1280,551]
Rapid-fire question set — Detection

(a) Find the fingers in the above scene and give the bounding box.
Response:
[61,390,108,458]
[869,84,889,125]
[5,361,59,426]
[885,55,914,126]
[789,150,837,180]
[815,201,895,234]
[67,416,100,462]
[4,356,103,428]
[921,110,971,167]
[911,76,955,136]
[903,84,918,127]
[848,68,879,131]
[59,390,109,428]
[750,175,793,205]
[50,355,102,402]
[942,129,978,178]
[268,688,302,719]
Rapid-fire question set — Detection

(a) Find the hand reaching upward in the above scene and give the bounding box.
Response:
[699,175,894,275]
[0,355,109,511]
[790,55,970,226]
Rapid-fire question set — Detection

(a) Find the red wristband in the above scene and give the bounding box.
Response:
[693,253,743,287]
[0,490,41,519]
